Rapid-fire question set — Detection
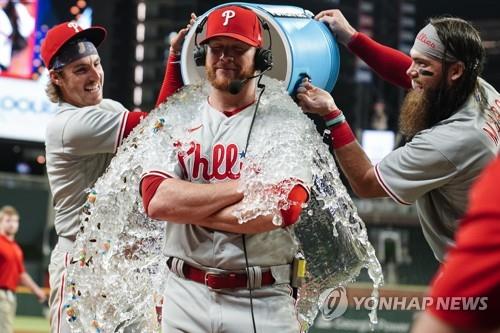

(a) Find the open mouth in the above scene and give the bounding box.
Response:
[411,81,423,90]
[85,85,101,93]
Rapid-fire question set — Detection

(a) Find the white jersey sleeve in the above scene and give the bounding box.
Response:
[375,133,458,205]
[59,99,128,155]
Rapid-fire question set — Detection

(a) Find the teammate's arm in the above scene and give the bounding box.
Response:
[297,81,388,198]
[347,32,412,89]
[121,19,194,139]
[316,9,412,89]
[155,16,195,106]
[332,142,388,197]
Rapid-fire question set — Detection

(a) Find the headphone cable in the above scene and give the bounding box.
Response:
[242,75,266,333]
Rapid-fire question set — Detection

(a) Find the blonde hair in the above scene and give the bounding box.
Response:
[45,70,63,103]
[0,205,19,222]
[45,79,62,103]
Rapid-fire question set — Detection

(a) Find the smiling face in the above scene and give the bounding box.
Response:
[51,54,104,107]
[205,36,256,92]
[406,49,445,91]
[398,50,446,139]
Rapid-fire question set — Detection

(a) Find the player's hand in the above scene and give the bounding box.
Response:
[170,13,197,55]
[296,78,338,117]
[315,9,357,46]
[36,289,48,303]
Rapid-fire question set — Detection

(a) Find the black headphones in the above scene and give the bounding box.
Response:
[193,7,273,72]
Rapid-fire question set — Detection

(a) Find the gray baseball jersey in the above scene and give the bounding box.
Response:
[375,78,500,261]
[45,99,129,239]
[142,100,311,270]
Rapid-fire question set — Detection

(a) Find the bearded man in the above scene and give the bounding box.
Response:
[296,14,499,262]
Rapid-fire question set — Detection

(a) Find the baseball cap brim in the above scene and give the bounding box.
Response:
[200,32,260,47]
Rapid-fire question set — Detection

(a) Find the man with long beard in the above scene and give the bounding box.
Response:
[140,5,310,332]
[296,13,499,262]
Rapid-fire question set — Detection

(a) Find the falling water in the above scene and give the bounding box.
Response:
[65,78,383,333]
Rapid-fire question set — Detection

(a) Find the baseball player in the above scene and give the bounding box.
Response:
[41,21,187,333]
[140,5,310,332]
[297,12,500,262]
[411,156,500,332]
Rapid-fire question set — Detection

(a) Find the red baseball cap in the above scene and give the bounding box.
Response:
[41,21,106,69]
[200,5,262,47]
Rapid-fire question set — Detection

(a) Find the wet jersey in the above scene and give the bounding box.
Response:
[142,100,312,270]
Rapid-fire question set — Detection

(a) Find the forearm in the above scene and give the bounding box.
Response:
[323,110,387,198]
[348,32,412,89]
[191,184,308,233]
[148,178,243,222]
[333,140,385,197]
[195,203,279,234]
[19,272,43,294]
[155,51,184,107]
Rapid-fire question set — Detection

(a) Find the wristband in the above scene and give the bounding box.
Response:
[323,108,345,127]
[322,108,342,121]
[325,114,346,127]
[330,121,356,149]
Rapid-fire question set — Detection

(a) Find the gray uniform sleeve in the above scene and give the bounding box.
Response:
[375,133,458,205]
[61,100,128,155]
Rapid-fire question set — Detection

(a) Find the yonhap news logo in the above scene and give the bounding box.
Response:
[319,286,489,321]
[319,287,348,320]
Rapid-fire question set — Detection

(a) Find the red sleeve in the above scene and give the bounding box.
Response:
[140,175,167,215]
[123,111,148,139]
[155,53,184,107]
[281,185,309,227]
[348,32,412,89]
[426,157,500,330]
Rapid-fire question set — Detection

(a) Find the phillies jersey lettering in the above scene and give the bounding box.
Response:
[141,98,312,271]
[482,98,500,145]
[144,101,257,184]
[178,141,243,181]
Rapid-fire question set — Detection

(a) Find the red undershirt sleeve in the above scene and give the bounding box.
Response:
[140,175,167,215]
[155,53,184,107]
[348,32,412,89]
[281,185,309,227]
[141,176,310,227]
[123,111,148,139]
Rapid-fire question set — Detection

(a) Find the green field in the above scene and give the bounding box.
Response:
[14,316,50,333]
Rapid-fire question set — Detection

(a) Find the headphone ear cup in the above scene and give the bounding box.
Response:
[193,45,206,67]
[254,48,273,72]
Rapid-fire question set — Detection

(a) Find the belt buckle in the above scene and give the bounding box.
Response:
[204,271,223,290]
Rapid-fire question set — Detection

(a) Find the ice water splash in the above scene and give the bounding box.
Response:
[65,78,383,332]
